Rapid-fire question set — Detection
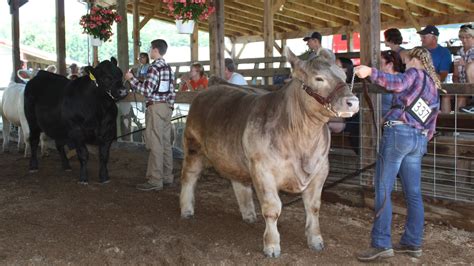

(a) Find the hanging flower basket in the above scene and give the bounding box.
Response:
[163,0,215,26]
[175,19,195,34]
[80,5,122,42]
[90,36,103,46]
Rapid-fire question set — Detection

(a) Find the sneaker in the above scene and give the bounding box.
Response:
[136,181,163,191]
[460,105,474,114]
[356,247,394,262]
[393,243,422,257]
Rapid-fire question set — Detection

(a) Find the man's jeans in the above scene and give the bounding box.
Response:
[371,124,428,249]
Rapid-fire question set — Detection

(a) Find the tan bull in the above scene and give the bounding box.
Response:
[180,48,359,257]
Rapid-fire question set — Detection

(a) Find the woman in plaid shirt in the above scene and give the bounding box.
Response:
[355,47,441,262]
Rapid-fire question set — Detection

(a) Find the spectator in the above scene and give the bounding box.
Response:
[417,25,452,113]
[300,31,336,62]
[380,50,404,116]
[124,39,175,191]
[384,28,407,67]
[45,65,57,73]
[224,58,247,85]
[68,63,79,80]
[453,24,474,113]
[355,47,441,262]
[179,63,208,91]
[137,52,151,81]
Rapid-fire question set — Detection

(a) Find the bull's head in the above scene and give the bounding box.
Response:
[285,47,359,118]
[86,57,129,101]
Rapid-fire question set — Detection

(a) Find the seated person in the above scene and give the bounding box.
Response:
[380,50,404,117]
[224,58,247,85]
[179,63,208,91]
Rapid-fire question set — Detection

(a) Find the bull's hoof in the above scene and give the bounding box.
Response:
[263,246,281,258]
[243,215,257,224]
[77,181,89,185]
[181,211,194,219]
[308,236,325,251]
[100,179,111,184]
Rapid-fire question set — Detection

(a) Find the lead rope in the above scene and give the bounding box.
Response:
[349,71,356,92]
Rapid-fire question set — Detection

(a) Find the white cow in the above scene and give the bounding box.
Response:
[1,71,47,157]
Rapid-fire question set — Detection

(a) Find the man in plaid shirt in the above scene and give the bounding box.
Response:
[125,39,176,191]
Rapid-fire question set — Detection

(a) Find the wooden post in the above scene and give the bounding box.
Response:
[11,0,21,83]
[346,32,354,52]
[93,46,99,67]
[133,0,140,66]
[56,0,66,76]
[359,0,381,184]
[264,0,273,85]
[209,0,225,79]
[191,23,199,62]
[116,0,129,72]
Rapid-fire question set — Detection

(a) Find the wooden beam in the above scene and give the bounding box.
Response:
[292,1,359,24]
[406,0,451,15]
[133,0,140,65]
[209,0,225,78]
[437,0,474,11]
[11,0,21,83]
[191,23,199,62]
[264,0,273,85]
[116,0,129,72]
[359,0,381,182]
[139,4,160,30]
[55,0,66,76]
[236,43,246,59]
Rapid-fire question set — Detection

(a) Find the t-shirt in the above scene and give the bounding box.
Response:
[229,72,247,85]
[457,47,474,83]
[189,76,208,90]
[429,45,452,74]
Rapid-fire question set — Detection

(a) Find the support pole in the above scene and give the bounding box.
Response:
[56,0,66,76]
[11,0,21,83]
[264,0,274,85]
[359,0,381,184]
[117,0,129,72]
[133,0,140,65]
[209,0,225,78]
[191,23,199,62]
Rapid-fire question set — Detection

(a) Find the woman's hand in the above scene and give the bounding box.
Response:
[354,65,372,79]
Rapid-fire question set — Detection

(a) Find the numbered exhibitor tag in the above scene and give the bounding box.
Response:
[407,97,433,124]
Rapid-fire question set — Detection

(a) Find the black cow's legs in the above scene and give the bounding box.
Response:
[98,141,112,183]
[75,142,89,184]
[55,141,71,171]
[28,129,40,172]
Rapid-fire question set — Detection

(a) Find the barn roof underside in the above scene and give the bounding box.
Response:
[115,1,474,43]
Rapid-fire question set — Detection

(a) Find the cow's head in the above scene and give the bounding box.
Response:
[285,47,359,118]
[87,57,128,100]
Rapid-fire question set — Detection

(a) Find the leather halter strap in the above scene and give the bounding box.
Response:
[301,81,347,111]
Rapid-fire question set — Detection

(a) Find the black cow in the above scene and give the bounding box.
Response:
[24,58,128,184]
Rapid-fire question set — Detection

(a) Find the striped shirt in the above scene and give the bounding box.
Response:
[129,58,176,107]
[370,68,440,140]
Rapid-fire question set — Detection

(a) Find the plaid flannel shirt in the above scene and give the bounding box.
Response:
[371,68,440,140]
[129,58,176,108]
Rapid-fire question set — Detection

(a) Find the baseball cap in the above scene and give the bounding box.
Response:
[303,32,322,42]
[417,25,439,36]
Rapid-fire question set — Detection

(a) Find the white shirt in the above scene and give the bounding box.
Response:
[228,72,247,85]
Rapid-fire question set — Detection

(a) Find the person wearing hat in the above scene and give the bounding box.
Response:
[418,25,452,113]
[300,32,336,62]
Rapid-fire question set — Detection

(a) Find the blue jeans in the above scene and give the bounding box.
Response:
[371,124,427,249]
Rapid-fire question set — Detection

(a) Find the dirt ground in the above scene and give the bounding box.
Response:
[0,142,473,265]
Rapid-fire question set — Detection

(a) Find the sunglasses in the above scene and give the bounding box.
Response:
[460,24,472,29]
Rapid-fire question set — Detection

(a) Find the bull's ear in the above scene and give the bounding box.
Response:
[83,66,95,76]
[110,57,118,66]
[285,47,306,70]
[316,49,336,64]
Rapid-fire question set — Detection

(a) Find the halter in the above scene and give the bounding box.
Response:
[88,72,119,101]
[300,80,348,117]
